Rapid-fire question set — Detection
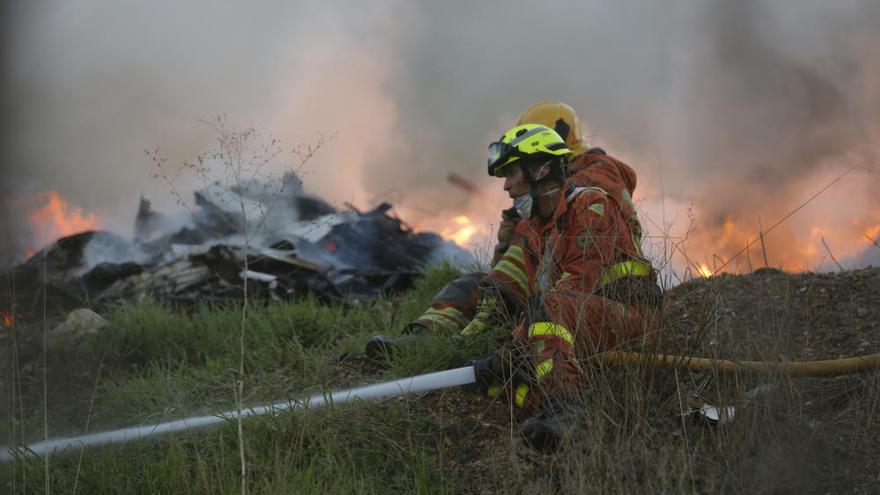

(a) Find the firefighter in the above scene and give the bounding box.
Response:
[365,101,651,359]
[490,100,590,265]
[473,123,660,451]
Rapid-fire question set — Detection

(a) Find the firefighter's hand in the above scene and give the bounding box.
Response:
[464,353,503,396]
[460,292,500,336]
[490,207,520,267]
[497,207,519,244]
[465,347,533,400]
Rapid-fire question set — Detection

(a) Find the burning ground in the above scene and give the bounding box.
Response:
[2,262,879,493]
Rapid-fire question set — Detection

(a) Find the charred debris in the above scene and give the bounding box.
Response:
[4,173,470,319]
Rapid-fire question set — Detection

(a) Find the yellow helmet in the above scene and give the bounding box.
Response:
[487,124,570,177]
[516,101,587,155]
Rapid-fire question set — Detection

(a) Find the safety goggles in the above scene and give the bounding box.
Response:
[487,141,517,176]
[487,127,545,176]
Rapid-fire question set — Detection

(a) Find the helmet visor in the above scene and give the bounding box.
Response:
[487,141,512,176]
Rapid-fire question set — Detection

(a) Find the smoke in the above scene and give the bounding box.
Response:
[658,1,880,273]
[1,1,412,238]
[388,0,880,273]
[2,0,879,271]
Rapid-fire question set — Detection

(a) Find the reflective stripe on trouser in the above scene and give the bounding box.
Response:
[523,321,582,403]
[512,295,658,405]
[416,306,470,333]
[413,273,482,334]
[539,294,657,355]
[486,382,540,410]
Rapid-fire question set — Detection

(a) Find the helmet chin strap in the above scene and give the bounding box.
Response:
[539,187,560,197]
[517,161,561,219]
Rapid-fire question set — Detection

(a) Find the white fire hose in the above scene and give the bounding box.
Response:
[5,349,878,462]
[0,366,476,463]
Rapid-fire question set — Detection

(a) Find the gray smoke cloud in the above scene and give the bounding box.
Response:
[673,1,880,190]
[2,0,879,269]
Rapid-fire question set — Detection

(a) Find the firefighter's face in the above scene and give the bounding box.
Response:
[502,163,548,198]
[502,166,528,198]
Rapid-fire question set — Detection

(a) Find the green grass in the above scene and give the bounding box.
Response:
[7,401,455,494]
[3,264,880,493]
[3,264,466,494]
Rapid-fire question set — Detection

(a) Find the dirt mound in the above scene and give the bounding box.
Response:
[413,267,880,493]
[662,266,880,360]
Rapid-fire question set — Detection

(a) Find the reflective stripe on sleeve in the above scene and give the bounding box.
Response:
[528,322,575,346]
[504,244,526,266]
[492,260,529,295]
[599,260,653,287]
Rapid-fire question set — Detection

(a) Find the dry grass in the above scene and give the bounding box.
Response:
[3,266,879,493]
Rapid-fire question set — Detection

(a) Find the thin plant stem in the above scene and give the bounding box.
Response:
[72,353,105,495]
[821,236,844,271]
[234,132,249,495]
[42,244,49,494]
[759,215,769,269]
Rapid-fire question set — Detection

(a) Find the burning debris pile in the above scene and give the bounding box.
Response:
[3,172,471,319]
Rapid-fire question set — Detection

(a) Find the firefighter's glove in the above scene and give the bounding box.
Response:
[497,207,519,244]
[466,348,534,400]
[465,352,504,396]
[460,292,501,337]
[491,207,520,266]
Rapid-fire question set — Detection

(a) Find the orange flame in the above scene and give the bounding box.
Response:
[685,209,880,275]
[697,264,713,278]
[867,224,880,243]
[441,215,480,247]
[1,311,13,328]
[23,190,102,252]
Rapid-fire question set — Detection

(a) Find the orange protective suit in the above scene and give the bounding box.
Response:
[407,150,658,411]
[485,150,658,411]
[492,148,644,263]
[568,148,644,255]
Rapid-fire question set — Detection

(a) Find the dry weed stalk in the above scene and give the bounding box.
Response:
[148,116,332,494]
[758,215,770,269]
[820,236,844,271]
[42,233,49,494]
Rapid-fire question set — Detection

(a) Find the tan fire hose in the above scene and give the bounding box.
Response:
[598,351,880,377]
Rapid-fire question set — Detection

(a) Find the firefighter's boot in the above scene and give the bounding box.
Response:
[521,395,586,453]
